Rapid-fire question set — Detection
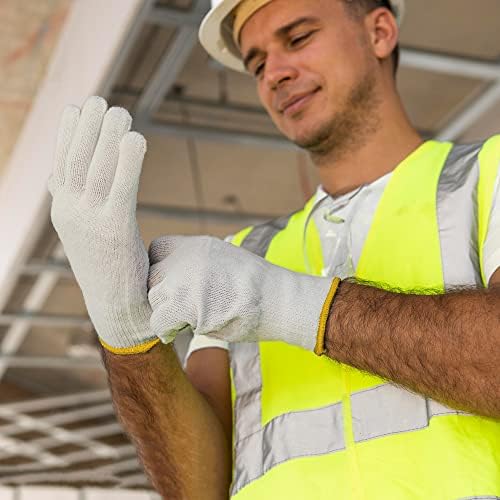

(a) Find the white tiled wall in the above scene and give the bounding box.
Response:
[0,487,161,500]
[0,487,12,500]
[18,487,80,500]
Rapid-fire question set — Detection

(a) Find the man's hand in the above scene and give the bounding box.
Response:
[147,235,334,351]
[147,234,500,417]
[48,96,162,354]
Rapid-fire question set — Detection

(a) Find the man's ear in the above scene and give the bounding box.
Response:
[365,7,399,61]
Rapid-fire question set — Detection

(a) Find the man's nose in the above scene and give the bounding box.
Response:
[264,53,299,90]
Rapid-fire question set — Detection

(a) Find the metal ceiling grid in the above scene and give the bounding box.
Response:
[0,0,499,488]
[0,390,151,489]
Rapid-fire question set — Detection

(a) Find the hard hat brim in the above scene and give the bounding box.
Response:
[199,0,405,74]
[199,0,246,73]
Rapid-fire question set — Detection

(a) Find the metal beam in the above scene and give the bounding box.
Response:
[0,408,117,462]
[140,118,296,149]
[0,404,114,436]
[22,259,73,278]
[0,403,118,468]
[148,1,210,27]
[437,81,500,141]
[0,443,136,477]
[0,355,101,369]
[13,422,123,456]
[160,94,268,117]
[0,312,92,330]
[100,0,156,98]
[398,49,500,142]
[0,244,67,382]
[135,25,198,116]
[0,434,66,467]
[0,389,109,413]
[401,48,500,80]
[135,0,209,117]
[137,203,276,225]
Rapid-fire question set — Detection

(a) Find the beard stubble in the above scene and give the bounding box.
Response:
[294,70,382,165]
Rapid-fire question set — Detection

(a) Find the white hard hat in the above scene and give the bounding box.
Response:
[199,0,405,73]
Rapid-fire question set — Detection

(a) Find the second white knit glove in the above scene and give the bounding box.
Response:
[48,96,160,355]
[148,235,337,352]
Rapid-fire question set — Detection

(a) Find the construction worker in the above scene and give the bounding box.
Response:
[48,0,500,498]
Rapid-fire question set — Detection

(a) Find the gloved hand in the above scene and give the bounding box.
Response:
[48,96,160,355]
[148,235,340,353]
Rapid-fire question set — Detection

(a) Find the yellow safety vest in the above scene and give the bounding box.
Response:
[228,138,500,500]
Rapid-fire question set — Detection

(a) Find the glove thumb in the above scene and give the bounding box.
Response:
[148,235,188,265]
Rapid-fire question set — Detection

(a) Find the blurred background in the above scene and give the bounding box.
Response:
[0,0,499,497]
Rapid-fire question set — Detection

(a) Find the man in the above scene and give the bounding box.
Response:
[49,0,500,498]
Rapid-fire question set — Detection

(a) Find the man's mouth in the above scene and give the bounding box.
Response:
[278,88,320,116]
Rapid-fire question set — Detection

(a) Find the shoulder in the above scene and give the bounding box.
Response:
[481,134,500,153]
[229,196,318,249]
[479,136,500,186]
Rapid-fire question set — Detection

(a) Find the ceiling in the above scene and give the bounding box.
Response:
[0,0,70,177]
[0,0,499,489]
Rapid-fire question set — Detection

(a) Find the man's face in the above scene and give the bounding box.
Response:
[239,0,380,154]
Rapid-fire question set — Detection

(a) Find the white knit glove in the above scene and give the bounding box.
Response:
[148,235,336,352]
[48,96,160,355]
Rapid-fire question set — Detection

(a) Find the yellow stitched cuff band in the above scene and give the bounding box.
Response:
[314,277,341,356]
[99,337,161,356]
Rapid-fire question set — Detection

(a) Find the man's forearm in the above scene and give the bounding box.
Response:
[326,281,500,418]
[102,343,231,499]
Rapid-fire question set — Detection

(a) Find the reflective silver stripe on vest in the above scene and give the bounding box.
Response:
[457,497,500,500]
[232,215,293,446]
[230,143,484,496]
[241,215,293,258]
[351,384,468,443]
[231,343,262,443]
[231,217,292,495]
[232,402,344,495]
[437,142,482,288]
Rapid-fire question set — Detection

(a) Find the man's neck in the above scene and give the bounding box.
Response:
[314,99,423,197]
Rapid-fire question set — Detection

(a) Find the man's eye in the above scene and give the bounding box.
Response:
[254,62,265,77]
[290,32,311,46]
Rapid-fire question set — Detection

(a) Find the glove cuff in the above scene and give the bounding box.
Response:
[314,277,342,356]
[99,337,160,355]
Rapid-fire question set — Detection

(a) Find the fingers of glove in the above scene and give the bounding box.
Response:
[147,245,187,290]
[148,235,189,265]
[108,131,146,206]
[65,96,107,192]
[86,107,132,203]
[48,105,80,194]
[150,306,192,342]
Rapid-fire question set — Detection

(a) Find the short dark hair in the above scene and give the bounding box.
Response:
[342,0,400,75]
